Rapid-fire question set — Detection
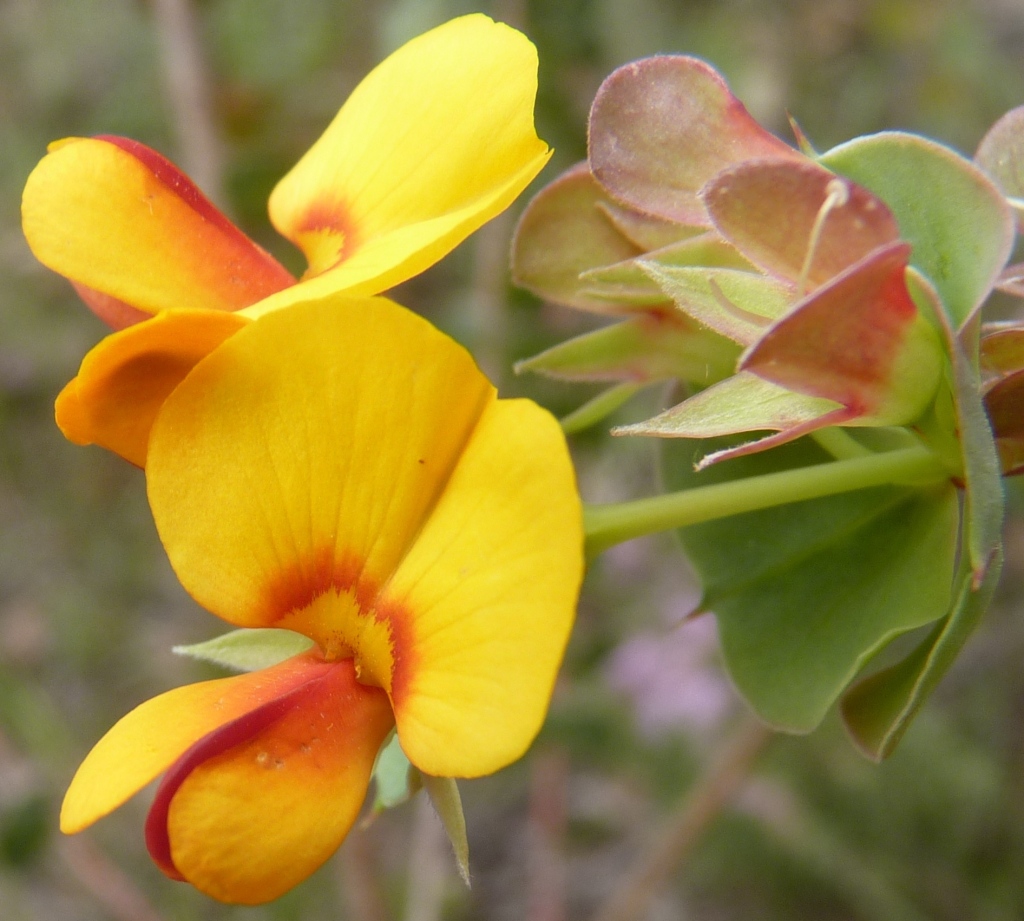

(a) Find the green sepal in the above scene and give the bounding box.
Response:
[840,546,1003,760]
[661,436,960,733]
[422,774,470,887]
[371,731,421,813]
[515,314,739,386]
[172,628,314,672]
[908,269,1004,581]
[820,132,1014,329]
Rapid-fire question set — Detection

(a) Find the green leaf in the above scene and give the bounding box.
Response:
[422,774,470,887]
[661,437,960,732]
[820,132,1014,329]
[371,731,421,812]
[515,313,739,385]
[639,264,792,346]
[907,269,1004,581]
[173,628,314,672]
[840,546,1003,760]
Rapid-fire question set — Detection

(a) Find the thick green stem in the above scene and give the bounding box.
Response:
[584,445,949,559]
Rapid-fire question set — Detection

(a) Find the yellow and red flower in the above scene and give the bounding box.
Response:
[60,297,584,904]
[21,14,551,466]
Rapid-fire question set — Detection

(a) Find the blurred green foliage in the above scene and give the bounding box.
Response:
[3,0,1024,919]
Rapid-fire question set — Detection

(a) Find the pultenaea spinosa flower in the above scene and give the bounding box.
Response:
[60,297,584,904]
[21,13,550,467]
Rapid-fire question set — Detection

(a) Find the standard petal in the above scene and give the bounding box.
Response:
[60,652,335,835]
[55,309,249,467]
[146,297,496,688]
[259,14,550,308]
[22,136,294,318]
[381,397,583,778]
[153,659,393,904]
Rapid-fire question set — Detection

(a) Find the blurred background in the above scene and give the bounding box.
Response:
[3,0,1024,918]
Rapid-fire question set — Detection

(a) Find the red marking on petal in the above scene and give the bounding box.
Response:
[293,200,360,276]
[261,548,375,622]
[372,595,417,708]
[260,547,417,701]
[144,657,336,880]
[97,136,296,302]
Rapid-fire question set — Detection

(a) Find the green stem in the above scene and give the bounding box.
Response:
[584,445,949,559]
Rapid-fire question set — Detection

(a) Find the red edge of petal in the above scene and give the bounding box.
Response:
[262,548,417,708]
[97,136,295,291]
[144,661,335,881]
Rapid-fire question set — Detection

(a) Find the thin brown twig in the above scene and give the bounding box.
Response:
[149,0,227,206]
[592,714,773,921]
[527,748,570,921]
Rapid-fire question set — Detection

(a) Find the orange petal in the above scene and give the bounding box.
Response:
[22,136,294,320]
[55,309,249,467]
[60,652,336,835]
[153,658,393,904]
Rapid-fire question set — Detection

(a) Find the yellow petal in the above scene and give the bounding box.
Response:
[146,296,495,683]
[22,136,294,317]
[384,397,583,778]
[252,14,550,314]
[55,309,249,467]
[60,653,335,835]
[147,296,583,775]
[160,658,393,904]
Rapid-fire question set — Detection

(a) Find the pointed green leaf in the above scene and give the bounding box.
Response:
[840,546,1003,760]
[515,313,739,385]
[907,269,1004,582]
[173,628,314,672]
[820,132,1014,328]
[702,159,900,288]
[511,162,640,312]
[618,371,840,440]
[579,233,754,306]
[589,56,801,224]
[422,774,470,887]
[639,264,793,346]
[661,437,960,732]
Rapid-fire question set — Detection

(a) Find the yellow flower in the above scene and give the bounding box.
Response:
[21,14,551,467]
[60,297,583,904]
